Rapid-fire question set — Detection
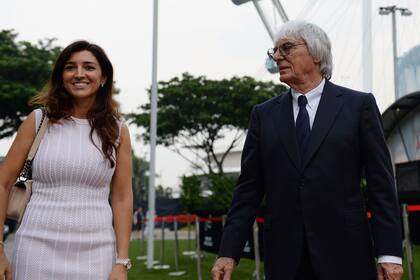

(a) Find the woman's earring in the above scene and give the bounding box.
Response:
[100,82,105,88]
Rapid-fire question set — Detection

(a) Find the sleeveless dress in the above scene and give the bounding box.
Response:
[12,109,120,279]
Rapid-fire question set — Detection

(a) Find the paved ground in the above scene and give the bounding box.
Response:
[4,228,196,260]
[131,228,196,241]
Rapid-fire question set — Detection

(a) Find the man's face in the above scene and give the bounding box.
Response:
[272,39,321,86]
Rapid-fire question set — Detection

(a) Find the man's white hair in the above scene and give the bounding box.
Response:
[275,20,333,80]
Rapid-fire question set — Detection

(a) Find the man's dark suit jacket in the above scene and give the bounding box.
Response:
[218,80,403,280]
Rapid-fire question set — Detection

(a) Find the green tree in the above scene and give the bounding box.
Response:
[129,73,286,175]
[0,30,61,138]
[156,185,173,198]
[208,173,237,210]
[179,175,203,213]
[132,153,149,207]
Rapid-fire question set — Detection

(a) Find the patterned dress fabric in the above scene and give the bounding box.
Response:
[12,109,119,279]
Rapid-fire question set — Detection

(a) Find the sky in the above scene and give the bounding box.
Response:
[1,0,420,193]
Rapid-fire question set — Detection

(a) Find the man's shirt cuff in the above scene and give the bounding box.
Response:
[377,255,402,265]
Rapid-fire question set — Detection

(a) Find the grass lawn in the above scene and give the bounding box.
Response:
[402,244,420,280]
[128,239,258,280]
[128,239,419,280]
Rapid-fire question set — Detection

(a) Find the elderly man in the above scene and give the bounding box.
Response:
[211,21,403,280]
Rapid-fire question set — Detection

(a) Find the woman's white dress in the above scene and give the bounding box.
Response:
[12,109,119,279]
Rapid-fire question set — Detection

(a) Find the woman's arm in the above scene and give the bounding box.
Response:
[0,111,36,280]
[110,123,133,259]
[0,111,36,241]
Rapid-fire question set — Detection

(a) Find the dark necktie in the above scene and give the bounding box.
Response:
[296,95,310,159]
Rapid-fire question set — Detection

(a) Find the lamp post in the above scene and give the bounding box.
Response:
[378,6,413,100]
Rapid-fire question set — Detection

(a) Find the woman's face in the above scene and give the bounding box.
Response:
[62,50,105,103]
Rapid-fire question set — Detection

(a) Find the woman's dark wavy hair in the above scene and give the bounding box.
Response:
[31,40,120,168]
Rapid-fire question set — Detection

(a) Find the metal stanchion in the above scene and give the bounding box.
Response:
[195,216,203,280]
[153,218,170,269]
[143,216,159,266]
[169,216,187,276]
[136,219,147,261]
[252,220,261,280]
[183,213,195,256]
[402,204,415,280]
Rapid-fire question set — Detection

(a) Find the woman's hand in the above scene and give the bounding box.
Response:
[108,264,127,280]
[0,251,12,280]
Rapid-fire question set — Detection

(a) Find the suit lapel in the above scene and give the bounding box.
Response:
[302,80,344,169]
[274,91,301,171]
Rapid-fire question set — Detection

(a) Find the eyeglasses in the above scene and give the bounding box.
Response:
[267,42,306,59]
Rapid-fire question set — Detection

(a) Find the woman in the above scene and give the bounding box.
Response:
[0,41,133,279]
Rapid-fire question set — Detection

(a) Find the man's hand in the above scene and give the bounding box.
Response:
[211,257,236,280]
[377,263,403,280]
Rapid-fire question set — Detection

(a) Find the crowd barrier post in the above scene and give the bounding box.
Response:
[153,218,170,269]
[183,213,195,256]
[252,220,261,280]
[188,214,191,250]
[402,204,415,280]
[168,216,187,276]
[136,219,147,261]
[195,216,203,280]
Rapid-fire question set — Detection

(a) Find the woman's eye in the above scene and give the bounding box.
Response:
[64,65,74,71]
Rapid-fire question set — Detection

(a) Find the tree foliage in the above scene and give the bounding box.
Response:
[132,152,149,208]
[0,30,61,138]
[132,152,173,206]
[208,173,237,210]
[179,175,203,213]
[129,73,286,174]
[156,184,173,198]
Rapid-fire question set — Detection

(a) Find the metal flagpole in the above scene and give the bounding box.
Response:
[147,0,158,269]
[362,0,372,93]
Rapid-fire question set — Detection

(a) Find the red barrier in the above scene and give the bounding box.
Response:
[256,217,264,224]
[144,214,197,223]
[408,205,420,212]
[143,205,420,224]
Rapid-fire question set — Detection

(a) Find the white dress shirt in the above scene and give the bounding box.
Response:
[290,79,402,265]
[291,79,325,128]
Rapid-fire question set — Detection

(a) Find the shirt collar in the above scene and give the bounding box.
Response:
[291,79,325,109]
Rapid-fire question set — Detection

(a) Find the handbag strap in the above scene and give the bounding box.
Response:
[18,109,49,182]
[27,109,49,161]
